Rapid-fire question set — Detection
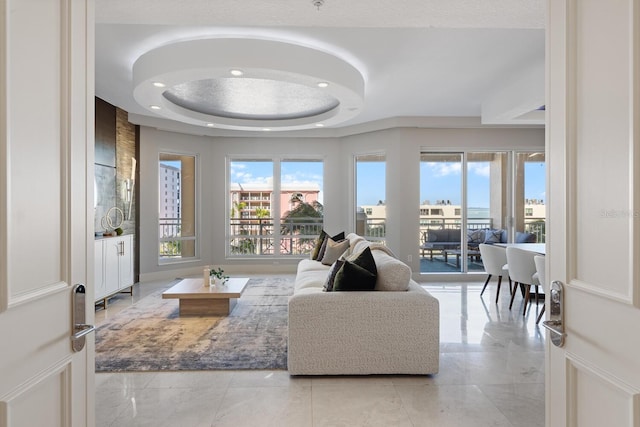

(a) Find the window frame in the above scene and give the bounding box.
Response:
[157,151,199,265]
[226,156,324,259]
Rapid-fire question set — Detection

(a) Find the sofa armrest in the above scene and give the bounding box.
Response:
[287,282,439,375]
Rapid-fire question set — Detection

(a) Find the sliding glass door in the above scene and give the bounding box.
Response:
[466,152,508,272]
[419,150,543,274]
[419,153,463,273]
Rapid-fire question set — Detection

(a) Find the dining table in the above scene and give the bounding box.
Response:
[494,242,546,255]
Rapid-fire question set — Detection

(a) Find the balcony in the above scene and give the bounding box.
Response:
[418,217,545,273]
[229,217,323,256]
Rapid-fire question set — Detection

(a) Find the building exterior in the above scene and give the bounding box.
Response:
[229,183,321,219]
[159,162,181,220]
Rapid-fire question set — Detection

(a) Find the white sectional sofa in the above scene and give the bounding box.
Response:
[287,233,440,376]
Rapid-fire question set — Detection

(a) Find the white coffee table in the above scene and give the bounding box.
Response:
[162,277,249,316]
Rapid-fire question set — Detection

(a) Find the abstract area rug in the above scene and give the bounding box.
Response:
[95,277,292,372]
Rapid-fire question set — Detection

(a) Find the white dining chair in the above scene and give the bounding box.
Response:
[506,246,541,316]
[479,244,511,303]
[534,255,546,324]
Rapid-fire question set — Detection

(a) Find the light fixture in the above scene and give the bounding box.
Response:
[262,128,272,131]
[206,123,215,127]
[311,0,324,10]
[133,38,364,131]
[152,81,166,88]
[315,123,324,127]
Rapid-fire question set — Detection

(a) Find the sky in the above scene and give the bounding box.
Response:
[220,157,546,209]
[357,158,545,208]
[230,160,325,203]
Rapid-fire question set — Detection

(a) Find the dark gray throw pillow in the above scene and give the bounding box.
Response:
[323,259,345,292]
[350,246,377,276]
[333,261,377,291]
[311,230,328,260]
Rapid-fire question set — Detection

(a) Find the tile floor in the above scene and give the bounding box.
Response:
[95,275,545,427]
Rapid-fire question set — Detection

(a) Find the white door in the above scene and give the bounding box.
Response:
[547,0,640,425]
[0,0,94,426]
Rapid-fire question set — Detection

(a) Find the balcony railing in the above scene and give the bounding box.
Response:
[524,218,546,243]
[159,217,196,259]
[417,217,546,247]
[360,218,386,242]
[229,217,323,256]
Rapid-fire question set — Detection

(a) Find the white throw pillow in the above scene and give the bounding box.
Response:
[320,239,350,266]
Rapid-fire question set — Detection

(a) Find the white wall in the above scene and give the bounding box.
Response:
[138,125,544,282]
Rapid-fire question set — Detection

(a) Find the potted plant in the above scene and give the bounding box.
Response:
[209,267,229,286]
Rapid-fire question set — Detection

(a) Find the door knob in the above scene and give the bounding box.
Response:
[71,284,95,352]
[541,280,566,347]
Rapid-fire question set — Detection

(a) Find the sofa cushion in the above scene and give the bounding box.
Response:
[371,248,411,291]
[516,231,537,243]
[295,267,330,292]
[333,261,377,291]
[323,259,345,292]
[467,229,485,244]
[320,238,350,265]
[310,230,328,260]
[346,232,365,248]
[483,229,502,244]
[425,230,439,242]
[352,239,371,257]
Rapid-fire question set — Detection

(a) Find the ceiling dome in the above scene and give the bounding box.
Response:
[132,38,365,131]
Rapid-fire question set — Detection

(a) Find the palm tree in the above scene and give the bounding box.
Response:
[281,202,323,253]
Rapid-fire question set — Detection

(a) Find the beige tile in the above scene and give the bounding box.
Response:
[479,383,545,427]
[395,384,513,427]
[94,275,548,427]
[108,387,223,427]
[212,386,312,427]
[228,370,311,388]
[312,383,413,427]
[95,372,157,390]
[145,370,234,389]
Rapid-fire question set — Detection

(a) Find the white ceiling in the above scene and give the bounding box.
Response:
[95,0,546,137]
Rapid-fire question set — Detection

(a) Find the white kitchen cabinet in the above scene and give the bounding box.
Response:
[95,234,134,306]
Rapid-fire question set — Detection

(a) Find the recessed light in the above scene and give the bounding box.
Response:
[315,123,324,127]
[317,82,329,88]
[150,105,161,110]
[206,123,215,127]
[152,81,166,88]
[230,69,244,76]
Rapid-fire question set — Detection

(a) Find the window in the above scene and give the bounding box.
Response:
[158,153,196,262]
[355,154,386,243]
[516,152,546,242]
[228,159,323,256]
